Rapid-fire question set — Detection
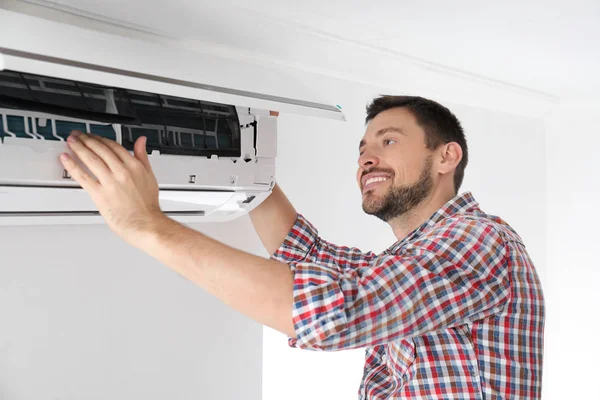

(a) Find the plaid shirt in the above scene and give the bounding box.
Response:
[271,192,545,399]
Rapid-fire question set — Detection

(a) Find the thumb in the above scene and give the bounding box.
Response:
[134,136,152,171]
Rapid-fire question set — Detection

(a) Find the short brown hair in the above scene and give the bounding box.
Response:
[366,95,468,193]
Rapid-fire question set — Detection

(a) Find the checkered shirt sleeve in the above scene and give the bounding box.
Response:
[272,213,511,351]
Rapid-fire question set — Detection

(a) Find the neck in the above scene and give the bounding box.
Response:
[387,187,456,241]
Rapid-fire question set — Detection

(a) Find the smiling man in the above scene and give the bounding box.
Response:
[60,95,545,399]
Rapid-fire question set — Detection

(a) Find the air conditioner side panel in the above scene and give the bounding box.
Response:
[256,115,277,159]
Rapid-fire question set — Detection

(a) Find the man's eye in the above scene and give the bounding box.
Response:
[384,139,397,146]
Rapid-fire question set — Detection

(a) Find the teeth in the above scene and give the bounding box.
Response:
[365,176,389,186]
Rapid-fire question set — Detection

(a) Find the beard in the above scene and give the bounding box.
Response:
[362,156,433,222]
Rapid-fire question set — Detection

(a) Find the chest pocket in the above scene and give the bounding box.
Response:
[384,338,417,387]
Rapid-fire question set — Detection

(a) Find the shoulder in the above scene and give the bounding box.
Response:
[407,216,508,261]
[428,215,502,241]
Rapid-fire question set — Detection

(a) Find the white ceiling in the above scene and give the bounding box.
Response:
[10,0,600,99]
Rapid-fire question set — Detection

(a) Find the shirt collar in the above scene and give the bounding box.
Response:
[385,191,480,253]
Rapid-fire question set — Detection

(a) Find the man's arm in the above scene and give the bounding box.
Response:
[249,183,298,256]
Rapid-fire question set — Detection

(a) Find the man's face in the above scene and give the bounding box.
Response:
[357,107,434,222]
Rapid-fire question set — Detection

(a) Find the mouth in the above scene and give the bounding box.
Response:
[362,175,391,193]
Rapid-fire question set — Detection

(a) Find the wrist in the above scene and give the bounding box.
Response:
[133,212,176,250]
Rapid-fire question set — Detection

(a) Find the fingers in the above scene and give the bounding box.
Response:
[90,132,137,162]
[89,133,152,173]
[66,131,116,184]
[65,130,156,186]
[133,136,153,172]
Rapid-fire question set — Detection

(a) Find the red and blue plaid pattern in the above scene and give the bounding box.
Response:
[272,192,544,399]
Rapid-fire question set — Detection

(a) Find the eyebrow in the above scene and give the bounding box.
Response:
[359,127,405,150]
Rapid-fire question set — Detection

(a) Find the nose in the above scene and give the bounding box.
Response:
[358,149,379,169]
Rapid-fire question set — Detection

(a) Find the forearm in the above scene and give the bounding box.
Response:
[249,184,298,255]
[138,215,296,338]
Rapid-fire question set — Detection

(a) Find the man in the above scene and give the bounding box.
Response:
[60,95,545,399]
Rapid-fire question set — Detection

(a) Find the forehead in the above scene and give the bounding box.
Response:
[365,107,418,136]
[360,107,422,145]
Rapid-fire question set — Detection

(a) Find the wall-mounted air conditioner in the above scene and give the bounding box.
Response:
[0,10,344,226]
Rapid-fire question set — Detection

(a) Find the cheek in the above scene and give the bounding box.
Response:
[403,159,428,183]
[387,156,417,184]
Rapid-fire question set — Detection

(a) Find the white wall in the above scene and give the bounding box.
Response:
[543,101,600,399]
[0,218,264,400]
[261,69,548,400]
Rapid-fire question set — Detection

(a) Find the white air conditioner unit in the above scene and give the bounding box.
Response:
[0,10,345,226]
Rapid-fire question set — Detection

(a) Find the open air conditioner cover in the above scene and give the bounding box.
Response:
[0,10,345,226]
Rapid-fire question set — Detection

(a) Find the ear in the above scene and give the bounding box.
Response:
[438,142,463,174]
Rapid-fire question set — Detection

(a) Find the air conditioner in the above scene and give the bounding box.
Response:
[0,10,345,226]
